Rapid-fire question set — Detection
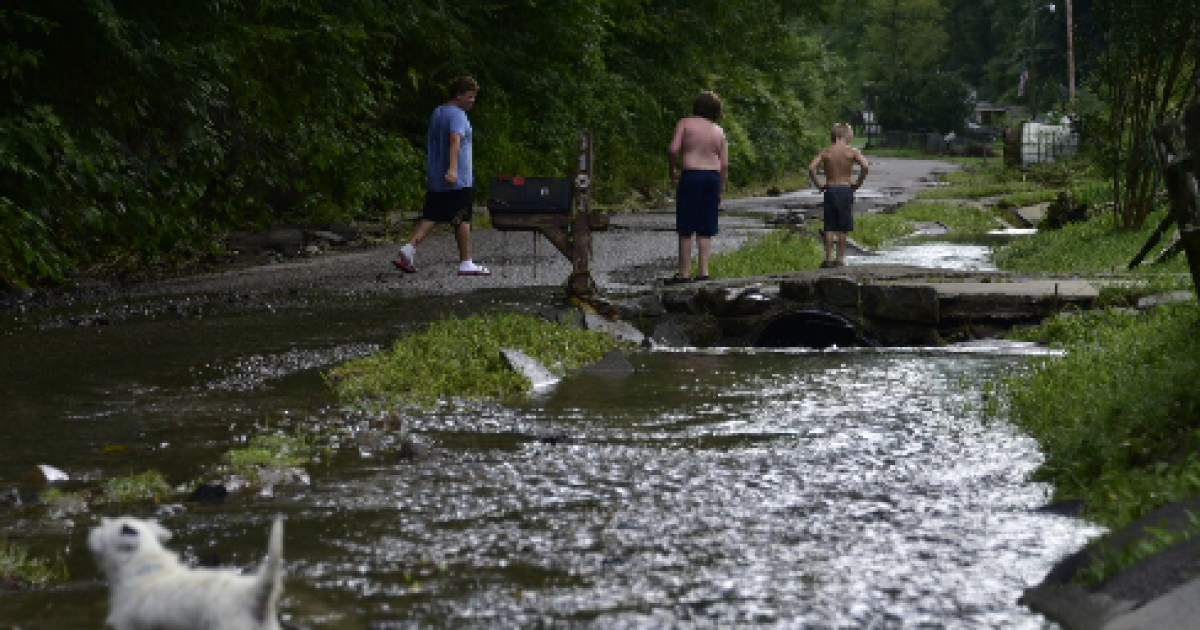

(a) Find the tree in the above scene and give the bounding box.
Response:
[1087,0,1199,228]
[875,70,973,133]
[861,0,949,78]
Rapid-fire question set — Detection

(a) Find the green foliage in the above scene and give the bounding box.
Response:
[708,229,826,278]
[861,0,948,77]
[328,310,617,409]
[101,469,174,504]
[874,69,974,134]
[1084,0,1199,229]
[709,200,1003,277]
[995,304,1200,530]
[1077,508,1200,585]
[0,0,850,287]
[849,213,917,250]
[0,537,69,588]
[917,164,1037,199]
[225,433,313,470]
[855,200,1004,248]
[994,209,1191,273]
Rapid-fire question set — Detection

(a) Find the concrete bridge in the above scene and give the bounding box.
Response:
[593,265,1106,349]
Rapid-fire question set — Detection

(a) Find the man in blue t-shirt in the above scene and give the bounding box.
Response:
[393,76,491,276]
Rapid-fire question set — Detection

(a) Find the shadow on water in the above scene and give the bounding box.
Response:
[0,258,1098,627]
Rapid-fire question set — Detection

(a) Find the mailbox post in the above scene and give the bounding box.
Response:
[567,130,596,297]
[487,130,607,298]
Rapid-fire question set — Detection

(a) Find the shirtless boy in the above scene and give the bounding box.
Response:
[808,123,869,268]
[666,90,729,283]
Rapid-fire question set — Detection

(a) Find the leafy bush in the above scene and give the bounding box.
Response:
[997,304,1200,528]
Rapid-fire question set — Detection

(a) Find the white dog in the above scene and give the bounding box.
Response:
[89,516,284,630]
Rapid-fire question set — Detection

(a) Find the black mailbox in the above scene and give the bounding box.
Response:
[487,176,573,215]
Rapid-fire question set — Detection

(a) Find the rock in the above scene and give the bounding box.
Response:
[582,310,646,345]
[500,347,560,390]
[185,483,229,505]
[1137,291,1196,310]
[650,320,691,347]
[22,464,68,488]
[1024,497,1200,629]
[577,349,635,376]
[304,229,345,245]
[816,276,860,308]
[861,284,939,324]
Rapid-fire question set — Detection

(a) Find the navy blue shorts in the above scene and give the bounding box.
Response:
[422,187,474,224]
[675,170,721,237]
[823,185,855,232]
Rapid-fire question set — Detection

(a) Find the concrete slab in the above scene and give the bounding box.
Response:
[1104,576,1200,630]
[1013,202,1051,227]
[925,279,1098,299]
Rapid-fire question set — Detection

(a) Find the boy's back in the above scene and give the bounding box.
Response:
[811,141,867,189]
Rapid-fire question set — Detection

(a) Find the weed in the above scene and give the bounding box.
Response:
[225,433,314,471]
[100,470,174,504]
[328,310,616,409]
[0,538,69,588]
[709,229,825,277]
[994,209,1192,274]
[1076,509,1200,586]
[995,304,1200,533]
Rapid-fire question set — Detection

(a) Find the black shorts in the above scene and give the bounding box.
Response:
[421,188,475,224]
[675,170,721,237]
[823,185,855,233]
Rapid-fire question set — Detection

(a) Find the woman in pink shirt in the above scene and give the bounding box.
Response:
[666,91,729,284]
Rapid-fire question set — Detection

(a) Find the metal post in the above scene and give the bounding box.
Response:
[566,130,595,298]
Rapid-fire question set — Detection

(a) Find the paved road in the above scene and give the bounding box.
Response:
[113,157,963,301]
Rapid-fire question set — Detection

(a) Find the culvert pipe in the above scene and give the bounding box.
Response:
[752,309,877,349]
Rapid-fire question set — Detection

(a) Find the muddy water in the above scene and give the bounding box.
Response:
[0,242,1099,628]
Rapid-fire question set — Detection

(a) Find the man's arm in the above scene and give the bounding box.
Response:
[853,150,869,189]
[667,120,685,184]
[718,132,729,198]
[807,152,825,191]
[444,132,463,185]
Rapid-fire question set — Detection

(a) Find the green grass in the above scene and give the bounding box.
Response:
[100,470,174,504]
[996,304,1200,531]
[915,166,1040,200]
[0,538,69,588]
[225,433,314,470]
[328,310,617,409]
[861,147,997,168]
[994,209,1192,274]
[708,201,1007,277]
[856,201,1006,248]
[708,229,825,278]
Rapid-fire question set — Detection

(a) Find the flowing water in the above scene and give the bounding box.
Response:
[0,240,1101,628]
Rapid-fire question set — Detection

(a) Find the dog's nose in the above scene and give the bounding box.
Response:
[121,524,138,536]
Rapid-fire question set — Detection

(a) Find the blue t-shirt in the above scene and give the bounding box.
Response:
[426,104,473,191]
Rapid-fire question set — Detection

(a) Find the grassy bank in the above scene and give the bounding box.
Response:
[970,158,1200,581]
[707,199,1004,278]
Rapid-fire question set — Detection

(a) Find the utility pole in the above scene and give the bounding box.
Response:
[1066,0,1076,105]
[1028,0,1037,116]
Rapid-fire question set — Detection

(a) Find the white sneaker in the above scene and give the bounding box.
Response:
[392,244,417,273]
[457,261,491,276]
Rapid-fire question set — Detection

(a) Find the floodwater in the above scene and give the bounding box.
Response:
[0,238,1100,629]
